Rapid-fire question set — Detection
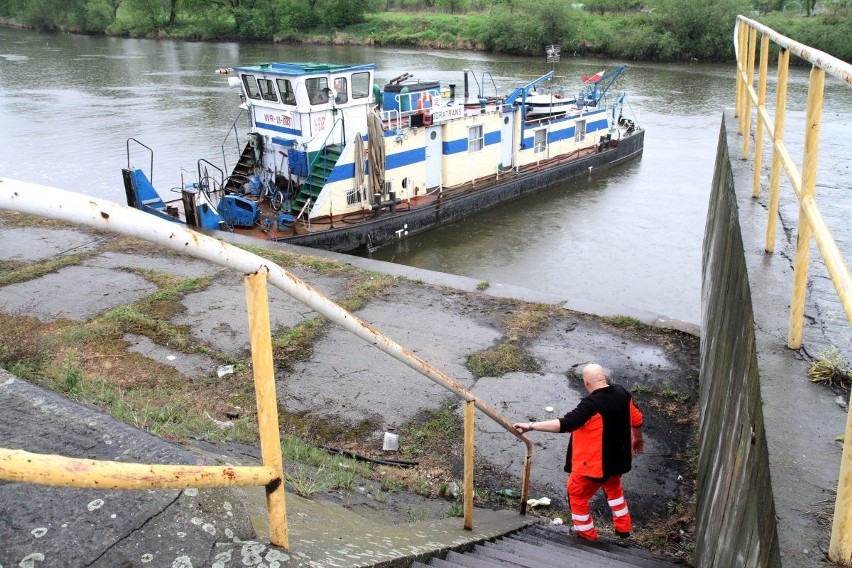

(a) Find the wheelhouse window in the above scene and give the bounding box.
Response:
[575,119,587,143]
[277,79,296,106]
[333,77,348,104]
[534,129,547,154]
[243,75,261,100]
[258,78,278,102]
[306,77,329,105]
[468,125,483,153]
[352,72,370,99]
[346,187,362,206]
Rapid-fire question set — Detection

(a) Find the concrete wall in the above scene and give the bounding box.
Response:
[696,115,781,567]
[696,110,846,567]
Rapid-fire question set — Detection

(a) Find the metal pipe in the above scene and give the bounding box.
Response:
[0,448,277,489]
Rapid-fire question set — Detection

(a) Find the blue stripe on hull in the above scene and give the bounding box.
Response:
[387,147,426,169]
[256,122,303,137]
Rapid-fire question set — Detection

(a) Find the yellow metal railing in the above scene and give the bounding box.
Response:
[0,178,533,550]
[734,15,852,563]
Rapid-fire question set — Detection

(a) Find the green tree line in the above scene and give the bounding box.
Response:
[0,0,849,62]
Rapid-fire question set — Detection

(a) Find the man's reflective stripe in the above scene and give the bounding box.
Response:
[613,506,630,518]
[572,513,591,522]
[573,521,595,532]
[608,496,625,507]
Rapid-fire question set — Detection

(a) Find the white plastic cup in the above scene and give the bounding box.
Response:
[383,432,399,451]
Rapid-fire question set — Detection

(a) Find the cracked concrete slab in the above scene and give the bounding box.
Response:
[0,373,255,568]
[83,250,222,278]
[172,272,320,358]
[125,333,220,379]
[0,227,102,262]
[0,264,157,321]
[280,283,502,430]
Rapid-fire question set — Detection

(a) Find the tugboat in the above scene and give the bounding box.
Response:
[123,58,642,252]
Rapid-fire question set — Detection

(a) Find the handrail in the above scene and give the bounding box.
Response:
[733,15,852,564]
[306,117,343,174]
[0,178,533,540]
[126,138,154,183]
[222,107,248,174]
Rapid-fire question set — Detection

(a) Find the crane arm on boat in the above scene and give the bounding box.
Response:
[501,71,555,108]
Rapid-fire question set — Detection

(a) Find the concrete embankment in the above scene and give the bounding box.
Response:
[0,197,699,567]
[696,109,850,567]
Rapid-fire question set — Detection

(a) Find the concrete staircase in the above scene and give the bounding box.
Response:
[412,524,688,568]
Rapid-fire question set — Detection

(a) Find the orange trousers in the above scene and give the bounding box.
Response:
[566,473,632,540]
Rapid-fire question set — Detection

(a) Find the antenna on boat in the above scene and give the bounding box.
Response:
[545,45,560,103]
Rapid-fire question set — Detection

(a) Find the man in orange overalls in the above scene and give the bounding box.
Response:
[514,363,644,540]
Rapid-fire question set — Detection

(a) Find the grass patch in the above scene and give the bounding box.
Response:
[286,464,332,497]
[102,305,194,350]
[476,281,489,291]
[0,253,90,286]
[500,304,557,342]
[380,474,405,493]
[467,343,540,378]
[236,244,356,276]
[601,315,646,329]
[340,273,396,312]
[0,312,48,378]
[634,497,696,563]
[400,403,463,460]
[446,500,464,518]
[272,316,327,370]
[808,346,852,390]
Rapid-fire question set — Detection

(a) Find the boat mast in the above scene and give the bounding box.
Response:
[545,44,560,108]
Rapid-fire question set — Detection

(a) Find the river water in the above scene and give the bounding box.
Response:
[1,26,849,326]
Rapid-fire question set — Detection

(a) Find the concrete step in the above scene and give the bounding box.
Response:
[414,525,687,568]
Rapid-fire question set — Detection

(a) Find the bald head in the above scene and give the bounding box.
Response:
[582,363,609,392]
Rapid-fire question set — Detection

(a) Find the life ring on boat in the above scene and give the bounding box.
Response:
[417,93,433,114]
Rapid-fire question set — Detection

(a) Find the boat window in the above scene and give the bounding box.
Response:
[575,119,587,143]
[468,125,483,153]
[243,75,261,100]
[258,78,278,102]
[333,77,348,104]
[352,72,370,99]
[534,129,547,154]
[306,77,329,105]
[277,79,296,106]
[346,187,361,206]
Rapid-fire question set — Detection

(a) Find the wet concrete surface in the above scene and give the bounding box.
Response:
[0,214,699,566]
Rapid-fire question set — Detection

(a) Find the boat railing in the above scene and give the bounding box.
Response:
[221,107,249,175]
[305,117,344,178]
[126,138,154,184]
[0,180,536,550]
[734,15,852,563]
[473,70,499,100]
[380,107,402,132]
[197,158,225,206]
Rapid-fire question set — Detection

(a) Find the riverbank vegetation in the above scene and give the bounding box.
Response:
[1,0,850,62]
